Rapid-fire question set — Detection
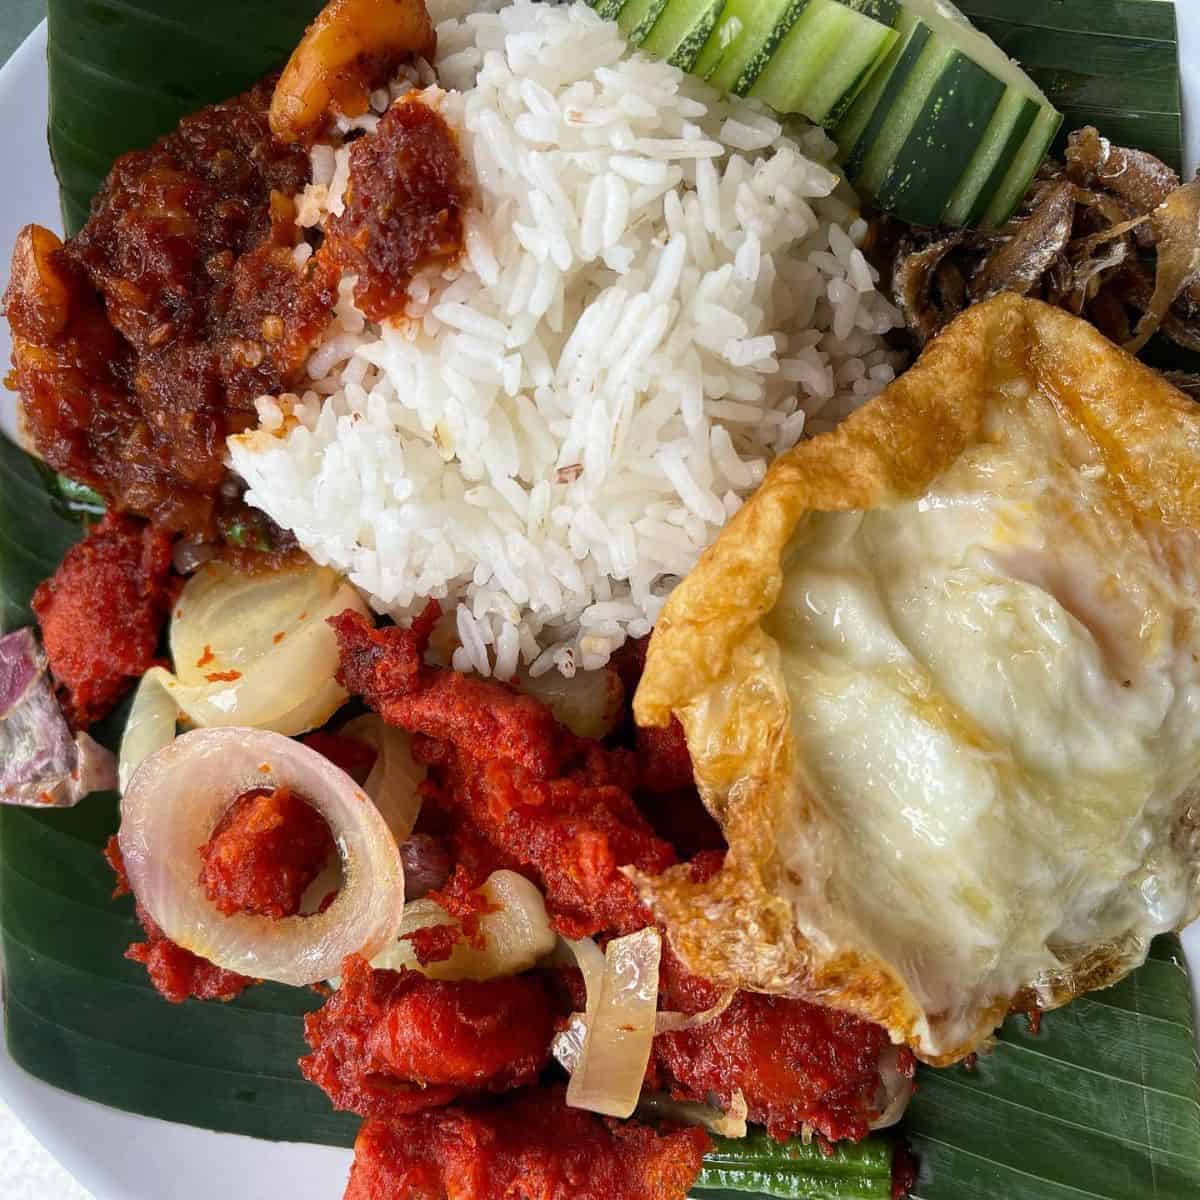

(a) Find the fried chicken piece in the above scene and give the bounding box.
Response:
[125,904,255,1004]
[199,785,335,919]
[344,1086,710,1200]
[300,955,555,1120]
[420,744,675,939]
[654,988,888,1143]
[105,836,256,1003]
[331,607,675,937]
[32,511,175,728]
[331,605,566,778]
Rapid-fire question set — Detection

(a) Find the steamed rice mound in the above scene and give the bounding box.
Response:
[228,0,902,679]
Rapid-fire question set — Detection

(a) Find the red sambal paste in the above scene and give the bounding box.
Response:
[4,79,335,537]
[325,95,468,322]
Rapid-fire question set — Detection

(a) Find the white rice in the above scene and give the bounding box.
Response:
[228,0,903,679]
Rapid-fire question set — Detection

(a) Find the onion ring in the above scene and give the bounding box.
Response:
[119,728,405,986]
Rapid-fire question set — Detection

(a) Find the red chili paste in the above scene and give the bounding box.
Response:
[325,96,468,322]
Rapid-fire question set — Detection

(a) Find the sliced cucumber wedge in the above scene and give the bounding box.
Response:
[638,0,727,70]
[618,0,671,43]
[591,0,630,21]
[748,0,899,125]
[835,0,1060,227]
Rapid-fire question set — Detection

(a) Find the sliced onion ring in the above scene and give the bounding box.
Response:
[654,989,735,1035]
[337,714,425,843]
[163,562,368,734]
[119,727,405,987]
[368,870,557,981]
[564,927,662,1119]
[118,668,180,792]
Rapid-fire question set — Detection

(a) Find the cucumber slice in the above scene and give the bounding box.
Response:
[834,0,1060,227]
[619,0,671,43]
[749,1,898,124]
[639,0,727,69]
[942,88,1038,226]
[874,51,1006,226]
[982,102,1062,227]
[590,0,630,22]
[698,1131,896,1198]
[705,0,811,96]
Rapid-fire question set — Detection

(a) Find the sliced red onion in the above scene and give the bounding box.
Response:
[171,537,217,576]
[118,669,179,792]
[565,927,662,1119]
[119,728,405,986]
[0,628,116,807]
[518,664,624,740]
[398,834,451,901]
[163,562,368,735]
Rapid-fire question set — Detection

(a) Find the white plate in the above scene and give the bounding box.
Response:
[2,14,1200,1200]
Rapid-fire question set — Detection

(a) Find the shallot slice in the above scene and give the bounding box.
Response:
[337,714,425,842]
[0,628,116,807]
[369,870,556,980]
[163,561,368,735]
[119,728,405,987]
[565,927,662,1119]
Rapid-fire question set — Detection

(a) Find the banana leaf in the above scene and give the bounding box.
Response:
[47,0,325,235]
[10,0,1200,1196]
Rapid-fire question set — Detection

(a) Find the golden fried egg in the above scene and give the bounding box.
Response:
[634,294,1200,1064]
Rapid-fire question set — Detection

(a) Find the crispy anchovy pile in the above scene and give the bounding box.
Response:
[876,127,1200,373]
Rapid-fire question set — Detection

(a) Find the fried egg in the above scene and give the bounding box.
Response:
[634,294,1200,1064]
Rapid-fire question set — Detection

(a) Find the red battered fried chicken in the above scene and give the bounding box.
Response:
[32,511,174,727]
[331,604,567,777]
[330,607,675,938]
[124,906,256,1005]
[199,785,335,919]
[654,988,889,1143]
[344,1086,709,1200]
[301,955,555,1120]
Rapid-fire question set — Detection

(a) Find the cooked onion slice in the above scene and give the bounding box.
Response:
[337,714,425,842]
[654,989,735,1034]
[637,1090,749,1139]
[164,562,368,734]
[118,670,179,792]
[119,728,405,986]
[565,927,662,1119]
[517,665,624,740]
[369,870,556,981]
[870,1046,915,1131]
